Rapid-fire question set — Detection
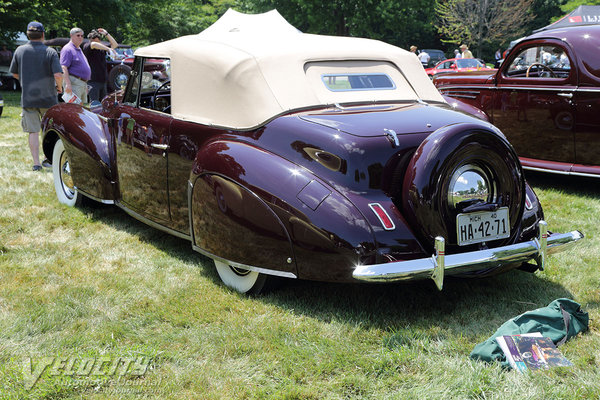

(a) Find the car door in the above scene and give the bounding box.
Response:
[113,56,172,222]
[491,40,577,164]
[573,88,600,171]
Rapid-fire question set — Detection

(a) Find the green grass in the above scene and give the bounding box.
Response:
[0,90,598,399]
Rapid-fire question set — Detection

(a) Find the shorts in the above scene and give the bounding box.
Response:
[21,108,49,133]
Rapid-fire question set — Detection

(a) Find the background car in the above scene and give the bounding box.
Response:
[433,24,600,177]
[420,49,446,68]
[426,57,493,77]
[41,10,581,294]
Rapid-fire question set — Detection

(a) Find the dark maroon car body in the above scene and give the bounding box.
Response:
[39,11,582,293]
[433,25,600,177]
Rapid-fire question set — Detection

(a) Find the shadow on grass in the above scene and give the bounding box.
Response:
[525,170,600,199]
[76,201,575,340]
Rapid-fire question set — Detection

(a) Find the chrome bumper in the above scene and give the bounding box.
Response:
[352,221,583,290]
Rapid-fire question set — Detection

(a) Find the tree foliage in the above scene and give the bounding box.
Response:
[435,0,535,57]
[1,0,572,60]
[561,0,600,13]
[243,0,442,50]
[0,0,237,47]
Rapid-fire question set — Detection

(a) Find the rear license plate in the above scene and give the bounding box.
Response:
[456,207,510,246]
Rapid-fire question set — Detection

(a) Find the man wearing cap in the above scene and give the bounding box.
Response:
[9,21,63,171]
[60,27,91,104]
[460,44,473,59]
[83,28,118,104]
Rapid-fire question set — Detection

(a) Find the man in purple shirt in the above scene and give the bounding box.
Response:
[60,27,91,104]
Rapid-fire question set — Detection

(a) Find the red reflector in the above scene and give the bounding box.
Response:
[368,203,395,230]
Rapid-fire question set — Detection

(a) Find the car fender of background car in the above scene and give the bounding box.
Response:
[433,23,600,178]
[40,9,583,294]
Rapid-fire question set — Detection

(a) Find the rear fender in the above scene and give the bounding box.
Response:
[443,95,490,122]
[42,104,116,201]
[189,140,376,282]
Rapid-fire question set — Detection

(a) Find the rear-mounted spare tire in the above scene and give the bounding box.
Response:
[401,124,525,255]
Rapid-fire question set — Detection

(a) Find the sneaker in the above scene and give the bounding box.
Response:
[32,165,42,171]
[42,159,52,168]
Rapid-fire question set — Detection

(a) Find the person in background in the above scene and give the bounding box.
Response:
[9,21,62,171]
[418,50,430,67]
[60,27,91,104]
[0,45,12,64]
[460,44,473,59]
[494,48,502,68]
[454,49,462,59]
[83,28,118,104]
[409,45,417,55]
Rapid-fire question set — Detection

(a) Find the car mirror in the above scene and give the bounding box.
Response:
[451,64,457,69]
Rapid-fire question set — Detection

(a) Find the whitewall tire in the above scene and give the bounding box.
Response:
[53,139,81,206]
[214,260,269,294]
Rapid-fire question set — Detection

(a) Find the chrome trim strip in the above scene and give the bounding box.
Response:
[352,222,583,290]
[74,186,115,204]
[522,165,600,178]
[116,201,191,241]
[446,94,478,99]
[192,244,297,279]
[440,85,578,93]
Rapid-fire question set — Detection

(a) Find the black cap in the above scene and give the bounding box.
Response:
[27,21,45,33]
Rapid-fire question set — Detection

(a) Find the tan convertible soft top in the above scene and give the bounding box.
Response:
[135,9,445,129]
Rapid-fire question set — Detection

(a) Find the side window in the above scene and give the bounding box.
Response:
[138,58,171,112]
[505,45,570,78]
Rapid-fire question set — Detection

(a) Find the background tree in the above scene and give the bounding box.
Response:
[524,0,566,33]
[435,0,535,58]
[122,0,238,46]
[560,0,600,12]
[244,0,443,51]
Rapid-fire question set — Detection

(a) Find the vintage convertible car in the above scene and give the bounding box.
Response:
[433,23,600,177]
[41,10,583,293]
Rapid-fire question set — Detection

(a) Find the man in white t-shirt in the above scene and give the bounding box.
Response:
[418,51,430,66]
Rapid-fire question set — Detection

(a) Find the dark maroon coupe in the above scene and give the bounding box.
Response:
[434,24,600,178]
[41,10,582,293]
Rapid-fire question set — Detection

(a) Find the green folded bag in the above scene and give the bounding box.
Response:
[470,298,589,367]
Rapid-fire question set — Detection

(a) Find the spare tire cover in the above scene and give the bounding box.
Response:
[402,124,524,254]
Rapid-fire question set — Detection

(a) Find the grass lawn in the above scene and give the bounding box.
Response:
[0,90,598,399]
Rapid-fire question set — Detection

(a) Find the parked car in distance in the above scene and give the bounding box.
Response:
[41,10,582,294]
[426,58,493,77]
[433,24,600,178]
[421,49,446,68]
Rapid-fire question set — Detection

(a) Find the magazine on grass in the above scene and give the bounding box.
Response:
[496,333,572,372]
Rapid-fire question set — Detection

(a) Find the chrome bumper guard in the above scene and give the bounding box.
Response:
[352,221,583,291]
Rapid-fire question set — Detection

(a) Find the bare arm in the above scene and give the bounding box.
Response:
[54,72,63,93]
[12,73,18,80]
[90,42,112,52]
[61,65,72,93]
[97,28,119,51]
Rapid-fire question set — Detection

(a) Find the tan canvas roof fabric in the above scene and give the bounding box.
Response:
[134,9,445,129]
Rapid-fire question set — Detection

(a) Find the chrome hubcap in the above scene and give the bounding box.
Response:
[448,164,492,209]
[60,151,75,199]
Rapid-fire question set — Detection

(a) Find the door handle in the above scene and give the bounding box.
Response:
[557,93,573,99]
[150,143,169,150]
